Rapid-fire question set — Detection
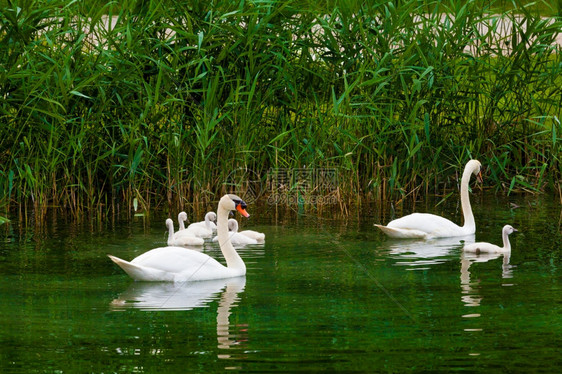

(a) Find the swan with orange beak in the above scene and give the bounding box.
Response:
[108,194,251,282]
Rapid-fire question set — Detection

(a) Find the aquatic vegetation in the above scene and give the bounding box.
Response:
[0,0,561,216]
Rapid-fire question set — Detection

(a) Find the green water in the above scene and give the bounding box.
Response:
[1,194,561,372]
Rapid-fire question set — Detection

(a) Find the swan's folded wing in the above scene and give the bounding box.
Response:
[383,213,463,238]
[374,224,429,239]
[462,242,503,253]
[230,233,258,245]
[130,247,223,274]
[240,230,265,242]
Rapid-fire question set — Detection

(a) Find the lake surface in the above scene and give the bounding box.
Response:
[1,193,561,372]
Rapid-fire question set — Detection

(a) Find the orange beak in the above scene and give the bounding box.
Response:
[236,205,250,218]
[477,171,483,183]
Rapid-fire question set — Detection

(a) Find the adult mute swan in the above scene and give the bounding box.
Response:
[108,194,250,282]
[166,218,204,246]
[212,219,258,245]
[186,212,217,238]
[463,225,517,254]
[375,159,482,239]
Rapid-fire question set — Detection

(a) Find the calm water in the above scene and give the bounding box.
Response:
[1,193,561,372]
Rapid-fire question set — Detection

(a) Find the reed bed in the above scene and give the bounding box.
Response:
[1,0,561,218]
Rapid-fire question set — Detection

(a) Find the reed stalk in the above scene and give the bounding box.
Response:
[0,0,561,216]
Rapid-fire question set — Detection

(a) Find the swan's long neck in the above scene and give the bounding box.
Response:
[460,166,475,231]
[167,221,174,245]
[217,201,245,271]
[502,230,512,251]
[178,213,186,230]
[205,212,213,230]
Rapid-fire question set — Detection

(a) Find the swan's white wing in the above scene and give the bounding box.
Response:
[187,218,217,231]
[185,225,212,238]
[384,213,464,238]
[463,242,503,253]
[230,233,258,245]
[171,232,205,246]
[212,232,235,242]
[374,224,429,239]
[187,221,204,229]
[240,230,265,242]
[131,247,224,274]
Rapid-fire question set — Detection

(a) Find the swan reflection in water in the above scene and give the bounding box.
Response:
[111,277,247,362]
[460,251,514,308]
[460,251,515,344]
[387,235,475,269]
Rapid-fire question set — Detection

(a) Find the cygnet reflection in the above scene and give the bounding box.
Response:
[388,235,475,269]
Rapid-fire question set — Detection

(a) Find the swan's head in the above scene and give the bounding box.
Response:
[503,225,518,235]
[165,218,174,228]
[466,159,482,182]
[220,194,250,217]
[228,218,239,233]
[178,211,188,222]
[205,211,217,222]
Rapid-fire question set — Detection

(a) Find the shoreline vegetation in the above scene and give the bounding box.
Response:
[1,0,562,220]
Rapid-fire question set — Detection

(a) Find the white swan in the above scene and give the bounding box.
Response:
[463,225,517,254]
[238,225,265,243]
[108,194,250,281]
[212,219,258,245]
[166,218,204,246]
[174,211,201,241]
[177,211,188,231]
[375,159,482,239]
[186,212,217,238]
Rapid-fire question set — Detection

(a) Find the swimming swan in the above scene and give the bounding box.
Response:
[463,225,517,254]
[238,225,265,243]
[174,211,205,241]
[177,211,188,230]
[166,218,204,246]
[375,159,482,239]
[186,212,217,238]
[212,219,259,245]
[108,194,250,282]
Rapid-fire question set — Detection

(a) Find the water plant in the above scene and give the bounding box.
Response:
[0,0,561,217]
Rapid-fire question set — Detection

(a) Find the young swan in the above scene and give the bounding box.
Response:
[237,222,265,243]
[463,225,517,254]
[186,212,217,238]
[173,212,191,240]
[166,218,204,246]
[177,211,188,231]
[212,219,259,245]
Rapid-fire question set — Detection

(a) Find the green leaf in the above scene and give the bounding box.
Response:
[70,90,92,100]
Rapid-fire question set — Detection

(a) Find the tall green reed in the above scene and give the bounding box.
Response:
[0,0,561,217]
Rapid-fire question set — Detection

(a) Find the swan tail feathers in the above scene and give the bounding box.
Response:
[108,255,145,280]
[108,255,174,282]
[374,224,428,239]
